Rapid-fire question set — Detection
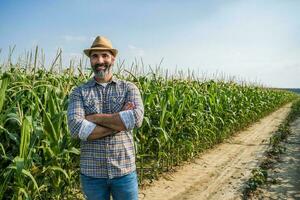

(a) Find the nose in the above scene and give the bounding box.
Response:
[96,56,105,63]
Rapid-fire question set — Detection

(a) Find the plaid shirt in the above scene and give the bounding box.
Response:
[67,76,144,179]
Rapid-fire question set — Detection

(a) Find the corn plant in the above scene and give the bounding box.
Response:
[0,50,298,199]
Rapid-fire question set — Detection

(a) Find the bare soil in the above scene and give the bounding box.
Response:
[249,117,300,200]
[139,103,292,200]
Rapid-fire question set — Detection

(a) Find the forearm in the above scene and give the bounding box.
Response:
[87,125,116,141]
[88,113,126,131]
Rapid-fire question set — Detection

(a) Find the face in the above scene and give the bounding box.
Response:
[90,50,115,80]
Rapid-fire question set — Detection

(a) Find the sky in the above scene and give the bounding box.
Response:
[0,0,299,88]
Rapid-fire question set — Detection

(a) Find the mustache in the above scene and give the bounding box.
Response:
[93,63,110,68]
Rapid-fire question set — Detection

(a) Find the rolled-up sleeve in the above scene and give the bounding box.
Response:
[119,82,144,130]
[78,119,96,141]
[67,87,95,140]
[119,110,136,130]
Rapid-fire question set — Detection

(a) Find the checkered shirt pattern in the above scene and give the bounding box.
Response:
[67,76,144,178]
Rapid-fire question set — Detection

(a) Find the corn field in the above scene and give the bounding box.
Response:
[0,55,297,199]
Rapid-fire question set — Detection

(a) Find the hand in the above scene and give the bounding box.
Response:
[85,114,96,123]
[122,102,136,111]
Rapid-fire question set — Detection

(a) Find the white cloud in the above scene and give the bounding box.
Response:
[150,1,300,87]
[128,44,145,57]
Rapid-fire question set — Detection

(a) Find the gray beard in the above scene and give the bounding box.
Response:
[93,65,112,79]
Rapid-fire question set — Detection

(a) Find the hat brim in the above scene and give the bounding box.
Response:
[84,47,118,57]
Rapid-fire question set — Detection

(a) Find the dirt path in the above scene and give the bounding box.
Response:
[250,117,300,200]
[139,103,292,200]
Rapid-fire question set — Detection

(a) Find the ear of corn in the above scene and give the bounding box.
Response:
[19,116,32,159]
[0,75,9,113]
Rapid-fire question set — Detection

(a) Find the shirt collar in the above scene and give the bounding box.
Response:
[86,75,120,87]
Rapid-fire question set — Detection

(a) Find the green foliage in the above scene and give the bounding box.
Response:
[0,64,297,199]
[244,168,268,195]
[133,77,296,183]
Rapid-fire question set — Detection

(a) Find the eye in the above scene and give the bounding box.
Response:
[91,54,98,59]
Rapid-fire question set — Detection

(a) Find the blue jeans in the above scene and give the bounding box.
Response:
[80,171,138,200]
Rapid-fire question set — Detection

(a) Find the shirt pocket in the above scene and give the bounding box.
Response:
[110,95,125,113]
[83,98,102,114]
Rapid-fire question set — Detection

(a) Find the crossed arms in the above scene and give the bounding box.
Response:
[84,102,136,140]
[67,83,144,141]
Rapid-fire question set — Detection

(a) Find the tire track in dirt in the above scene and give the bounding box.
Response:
[139,103,292,200]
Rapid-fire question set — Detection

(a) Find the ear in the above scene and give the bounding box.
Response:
[111,56,115,64]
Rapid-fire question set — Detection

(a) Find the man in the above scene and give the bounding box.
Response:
[67,36,144,200]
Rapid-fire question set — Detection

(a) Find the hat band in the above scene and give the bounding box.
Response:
[92,44,111,48]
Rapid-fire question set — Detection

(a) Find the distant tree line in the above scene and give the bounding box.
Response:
[285,88,300,94]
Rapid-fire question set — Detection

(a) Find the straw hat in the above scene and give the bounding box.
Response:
[84,36,118,57]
